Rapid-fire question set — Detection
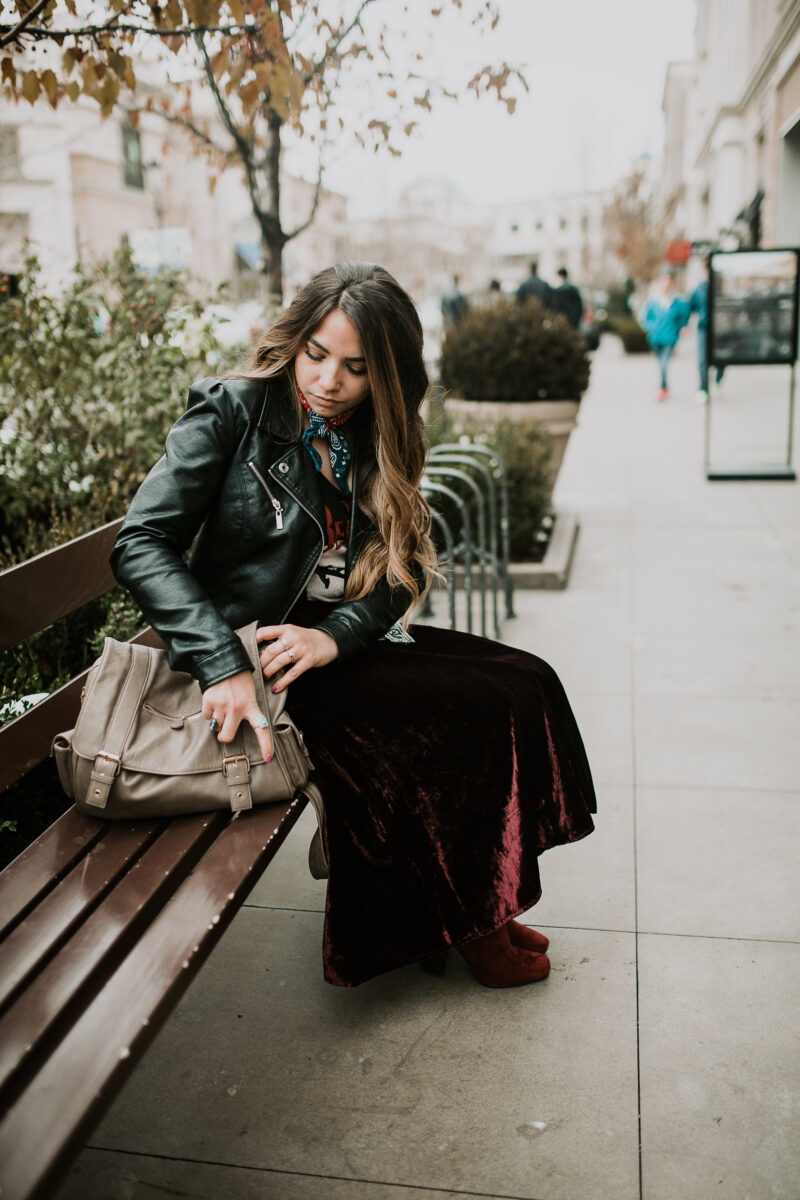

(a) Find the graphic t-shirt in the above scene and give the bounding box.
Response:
[306,472,351,602]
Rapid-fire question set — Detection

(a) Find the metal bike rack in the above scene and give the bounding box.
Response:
[429,441,516,623]
[419,506,457,630]
[421,476,475,634]
[424,464,489,638]
[427,453,501,639]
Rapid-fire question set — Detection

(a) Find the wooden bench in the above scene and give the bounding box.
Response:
[0,521,310,1200]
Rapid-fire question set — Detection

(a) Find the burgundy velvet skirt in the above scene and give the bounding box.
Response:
[287,622,597,987]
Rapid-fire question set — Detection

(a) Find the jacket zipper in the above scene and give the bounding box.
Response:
[247,460,284,529]
[268,461,326,621]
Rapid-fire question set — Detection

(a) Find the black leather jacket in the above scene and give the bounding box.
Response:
[111,375,413,691]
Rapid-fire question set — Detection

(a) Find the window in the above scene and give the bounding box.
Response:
[559,217,567,231]
[122,124,144,189]
[511,223,519,233]
[0,125,20,181]
[535,220,543,231]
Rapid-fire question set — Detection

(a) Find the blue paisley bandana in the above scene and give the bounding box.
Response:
[298,389,358,496]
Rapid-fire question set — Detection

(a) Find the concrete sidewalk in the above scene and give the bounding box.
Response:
[56,334,800,1200]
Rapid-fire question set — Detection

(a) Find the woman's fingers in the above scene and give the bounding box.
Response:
[213,705,273,763]
[246,709,274,763]
[202,671,273,762]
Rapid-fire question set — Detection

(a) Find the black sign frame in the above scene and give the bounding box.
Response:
[708,248,799,368]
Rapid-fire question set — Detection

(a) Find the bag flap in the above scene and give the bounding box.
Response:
[71,624,292,775]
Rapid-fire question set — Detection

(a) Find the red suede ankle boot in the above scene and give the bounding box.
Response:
[458,924,550,988]
[507,920,549,953]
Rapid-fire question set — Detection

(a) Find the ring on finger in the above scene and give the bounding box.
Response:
[288,651,295,663]
[251,714,269,729]
[280,636,289,653]
[209,716,219,732]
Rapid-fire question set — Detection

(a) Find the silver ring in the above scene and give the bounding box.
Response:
[288,651,295,663]
[209,717,219,732]
[252,715,269,729]
[280,637,289,653]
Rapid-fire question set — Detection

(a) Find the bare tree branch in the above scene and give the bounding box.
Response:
[303,0,376,82]
[0,0,52,50]
[127,105,231,158]
[284,140,327,240]
[0,19,267,41]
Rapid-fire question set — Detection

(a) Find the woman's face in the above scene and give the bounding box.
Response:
[294,308,369,419]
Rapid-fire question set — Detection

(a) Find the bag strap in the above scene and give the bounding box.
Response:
[85,642,153,810]
[235,621,286,730]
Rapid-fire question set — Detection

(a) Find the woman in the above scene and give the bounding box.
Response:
[112,262,596,989]
[640,269,690,401]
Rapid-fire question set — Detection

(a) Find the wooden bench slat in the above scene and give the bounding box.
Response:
[0,812,228,1105]
[0,796,306,1200]
[0,808,106,941]
[0,520,123,650]
[0,627,166,792]
[0,822,163,1015]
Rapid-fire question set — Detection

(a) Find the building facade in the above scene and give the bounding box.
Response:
[0,95,348,295]
[482,189,623,295]
[662,0,800,252]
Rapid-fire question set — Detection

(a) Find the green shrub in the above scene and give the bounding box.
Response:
[0,245,236,564]
[610,316,650,354]
[439,297,591,402]
[0,246,244,722]
[426,410,553,561]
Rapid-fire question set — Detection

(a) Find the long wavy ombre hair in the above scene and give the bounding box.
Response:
[237,262,436,620]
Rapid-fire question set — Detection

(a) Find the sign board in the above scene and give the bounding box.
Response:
[708,248,799,366]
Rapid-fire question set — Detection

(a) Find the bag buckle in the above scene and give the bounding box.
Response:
[222,755,250,777]
[95,752,121,777]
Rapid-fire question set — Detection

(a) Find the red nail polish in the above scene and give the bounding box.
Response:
[266,754,272,763]
[271,686,278,694]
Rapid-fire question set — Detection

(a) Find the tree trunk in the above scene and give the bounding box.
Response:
[261,112,284,303]
[265,239,283,300]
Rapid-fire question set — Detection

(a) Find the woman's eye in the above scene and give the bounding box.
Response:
[304,348,324,362]
[348,365,367,377]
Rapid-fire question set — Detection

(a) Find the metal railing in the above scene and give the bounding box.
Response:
[420,440,515,638]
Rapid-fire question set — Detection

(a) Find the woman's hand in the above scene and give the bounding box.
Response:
[201,670,273,762]
[257,624,339,693]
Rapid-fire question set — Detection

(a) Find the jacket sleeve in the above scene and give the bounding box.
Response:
[110,378,253,690]
[312,573,417,663]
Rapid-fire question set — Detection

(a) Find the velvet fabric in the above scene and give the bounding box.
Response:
[286,618,597,987]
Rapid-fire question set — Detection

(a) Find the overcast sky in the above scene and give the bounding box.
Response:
[283,0,697,216]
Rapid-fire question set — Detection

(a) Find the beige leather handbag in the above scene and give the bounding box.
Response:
[52,621,328,875]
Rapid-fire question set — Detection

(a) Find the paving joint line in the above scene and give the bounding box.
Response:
[81,1144,548,1200]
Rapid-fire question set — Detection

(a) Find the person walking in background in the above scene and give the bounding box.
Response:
[516,260,554,310]
[441,274,468,328]
[689,255,725,405]
[553,267,583,328]
[639,269,690,401]
[485,278,506,306]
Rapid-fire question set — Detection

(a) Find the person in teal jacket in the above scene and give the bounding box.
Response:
[639,270,690,400]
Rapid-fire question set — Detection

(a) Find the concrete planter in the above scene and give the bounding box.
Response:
[443,397,581,505]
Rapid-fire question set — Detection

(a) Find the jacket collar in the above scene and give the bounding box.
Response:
[256,375,301,442]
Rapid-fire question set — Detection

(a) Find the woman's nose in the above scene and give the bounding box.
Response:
[319,358,341,390]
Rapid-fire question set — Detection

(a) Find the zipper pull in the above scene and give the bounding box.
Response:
[273,501,284,530]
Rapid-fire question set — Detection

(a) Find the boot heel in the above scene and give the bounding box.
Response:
[421,952,449,976]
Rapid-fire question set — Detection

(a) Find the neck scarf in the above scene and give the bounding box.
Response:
[298,389,358,495]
